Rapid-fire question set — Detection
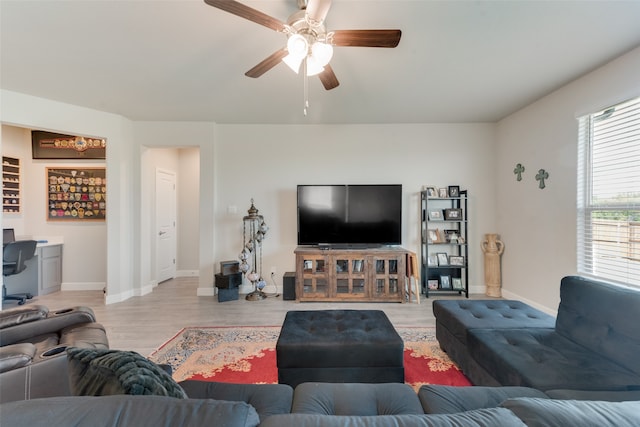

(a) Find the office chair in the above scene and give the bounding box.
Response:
[3,240,37,305]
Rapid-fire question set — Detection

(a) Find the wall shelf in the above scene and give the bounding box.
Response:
[3,156,21,214]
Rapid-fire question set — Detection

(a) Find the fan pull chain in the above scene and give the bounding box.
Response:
[303,60,309,115]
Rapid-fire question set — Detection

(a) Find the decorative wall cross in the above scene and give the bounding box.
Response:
[535,169,549,189]
[513,163,525,181]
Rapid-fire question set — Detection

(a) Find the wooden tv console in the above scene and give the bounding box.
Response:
[294,246,409,302]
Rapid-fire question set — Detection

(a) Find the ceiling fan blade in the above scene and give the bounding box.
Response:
[245,49,288,78]
[318,64,339,90]
[332,29,402,48]
[204,0,286,32]
[305,0,332,25]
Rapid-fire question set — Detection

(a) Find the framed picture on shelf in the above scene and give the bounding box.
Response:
[428,209,442,220]
[444,208,463,220]
[449,256,465,266]
[452,278,463,290]
[425,186,437,198]
[448,185,460,197]
[427,255,439,266]
[428,229,442,243]
[436,252,449,266]
[438,188,448,198]
[428,280,439,290]
[440,275,452,289]
[444,230,459,243]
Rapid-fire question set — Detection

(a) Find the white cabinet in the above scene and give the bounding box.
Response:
[38,244,62,295]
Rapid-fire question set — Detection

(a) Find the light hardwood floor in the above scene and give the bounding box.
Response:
[7,277,474,357]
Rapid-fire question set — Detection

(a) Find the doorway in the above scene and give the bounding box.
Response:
[155,169,176,283]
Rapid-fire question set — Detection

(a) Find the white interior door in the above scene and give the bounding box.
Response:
[156,169,176,283]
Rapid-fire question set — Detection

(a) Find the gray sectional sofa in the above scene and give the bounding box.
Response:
[434,275,640,391]
[2,381,640,426]
[3,275,639,426]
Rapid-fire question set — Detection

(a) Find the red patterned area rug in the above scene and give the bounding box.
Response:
[148,326,470,391]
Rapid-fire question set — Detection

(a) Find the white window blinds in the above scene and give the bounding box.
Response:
[577,96,640,287]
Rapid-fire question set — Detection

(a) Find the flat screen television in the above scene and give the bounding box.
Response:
[297,184,402,247]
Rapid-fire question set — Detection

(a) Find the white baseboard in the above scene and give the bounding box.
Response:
[105,288,134,305]
[501,289,557,316]
[197,286,215,296]
[61,282,105,291]
[177,270,199,277]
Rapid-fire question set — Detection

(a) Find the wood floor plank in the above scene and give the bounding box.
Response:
[11,277,485,356]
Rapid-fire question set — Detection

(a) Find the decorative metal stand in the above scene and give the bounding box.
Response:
[239,199,269,301]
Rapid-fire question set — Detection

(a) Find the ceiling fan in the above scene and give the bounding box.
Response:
[203,0,402,91]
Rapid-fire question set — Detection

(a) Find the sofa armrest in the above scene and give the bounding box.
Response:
[0,343,36,373]
[0,307,97,346]
[0,305,48,329]
[0,351,71,403]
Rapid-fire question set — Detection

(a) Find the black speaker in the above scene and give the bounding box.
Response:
[283,272,296,301]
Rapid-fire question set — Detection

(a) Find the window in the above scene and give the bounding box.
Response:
[577,97,640,287]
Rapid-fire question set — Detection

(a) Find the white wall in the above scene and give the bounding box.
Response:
[496,46,640,312]
[177,147,200,275]
[214,123,497,293]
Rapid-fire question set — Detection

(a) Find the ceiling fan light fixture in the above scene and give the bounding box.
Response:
[311,41,333,66]
[305,56,324,76]
[286,34,309,59]
[283,33,309,73]
[282,54,304,74]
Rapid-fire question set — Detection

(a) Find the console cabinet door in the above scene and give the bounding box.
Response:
[297,254,330,299]
[39,245,62,295]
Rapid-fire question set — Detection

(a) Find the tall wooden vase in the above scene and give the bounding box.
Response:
[481,233,505,297]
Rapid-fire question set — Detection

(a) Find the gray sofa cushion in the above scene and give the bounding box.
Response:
[292,382,424,415]
[67,347,187,398]
[0,395,261,427]
[179,380,293,420]
[501,397,640,427]
[555,276,640,377]
[433,300,554,346]
[545,388,640,401]
[467,328,640,390]
[418,385,547,414]
[260,409,527,427]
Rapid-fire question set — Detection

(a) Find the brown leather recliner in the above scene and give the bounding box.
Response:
[0,304,109,402]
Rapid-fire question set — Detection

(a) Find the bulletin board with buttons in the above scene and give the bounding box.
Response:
[47,168,106,221]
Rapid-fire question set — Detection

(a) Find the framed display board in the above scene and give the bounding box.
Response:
[33,131,106,159]
[47,168,106,221]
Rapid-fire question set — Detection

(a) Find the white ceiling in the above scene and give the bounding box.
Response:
[2,0,639,125]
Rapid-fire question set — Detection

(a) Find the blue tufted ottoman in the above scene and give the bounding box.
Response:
[276,310,404,388]
[432,300,555,383]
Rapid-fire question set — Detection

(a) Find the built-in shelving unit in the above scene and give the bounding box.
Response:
[3,156,21,213]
